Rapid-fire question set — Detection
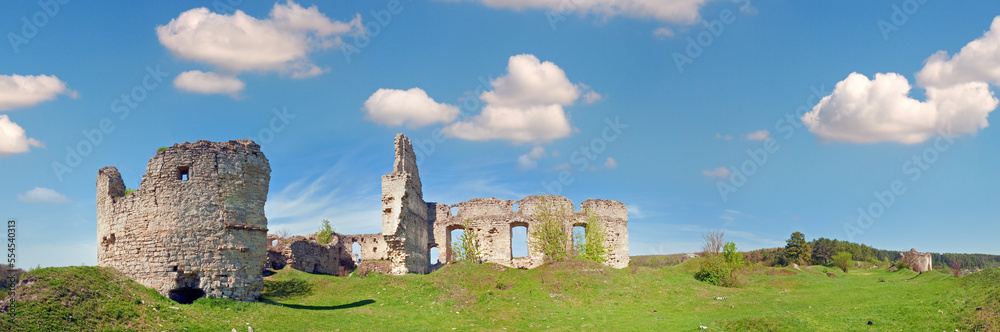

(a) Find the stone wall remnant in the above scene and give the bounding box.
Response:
[97,140,269,303]
[900,248,933,273]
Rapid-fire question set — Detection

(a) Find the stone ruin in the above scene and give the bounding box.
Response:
[97,140,270,303]
[330,134,630,274]
[98,135,629,302]
[899,248,933,273]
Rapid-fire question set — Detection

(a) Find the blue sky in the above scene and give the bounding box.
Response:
[3,0,1000,268]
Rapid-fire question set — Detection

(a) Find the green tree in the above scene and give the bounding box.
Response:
[575,210,608,263]
[450,220,482,263]
[832,251,852,273]
[529,197,570,264]
[784,231,812,266]
[722,242,745,271]
[316,219,334,245]
[811,237,837,265]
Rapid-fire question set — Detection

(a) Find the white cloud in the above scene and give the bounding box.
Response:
[516,146,547,170]
[445,104,572,143]
[917,17,1000,88]
[472,0,714,25]
[444,54,587,144]
[746,129,770,140]
[17,187,71,204]
[803,73,997,144]
[480,54,580,107]
[156,1,361,79]
[715,133,732,140]
[363,88,460,127]
[653,27,675,39]
[0,74,75,111]
[173,70,245,97]
[807,17,1000,144]
[702,166,731,179]
[0,114,44,156]
[583,90,603,104]
[604,157,618,169]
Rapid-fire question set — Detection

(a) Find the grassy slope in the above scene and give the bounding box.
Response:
[1,259,997,331]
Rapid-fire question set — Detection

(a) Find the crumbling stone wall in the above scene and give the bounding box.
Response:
[266,233,362,274]
[428,196,630,269]
[97,140,269,303]
[900,248,933,273]
[380,134,430,275]
[338,234,389,261]
[360,134,630,273]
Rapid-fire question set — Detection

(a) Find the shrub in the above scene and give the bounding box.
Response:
[695,255,743,287]
[529,197,569,264]
[316,219,334,245]
[893,260,910,271]
[832,251,852,273]
[156,147,168,153]
[722,242,745,270]
[695,241,746,288]
[575,209,608,263]
[450,220,482,263]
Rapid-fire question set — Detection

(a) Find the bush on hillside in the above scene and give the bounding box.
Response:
[833,251,852,273]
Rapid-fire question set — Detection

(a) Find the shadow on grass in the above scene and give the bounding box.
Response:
[260,298,376,311]
[261,278,313,299]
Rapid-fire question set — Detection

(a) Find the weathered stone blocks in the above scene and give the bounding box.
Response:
[97,140,269,303]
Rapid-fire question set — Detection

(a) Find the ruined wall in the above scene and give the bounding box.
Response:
[338,233,389,261]
[380,134,430,275]
[97,140,269,303]
[900,249,933,273]
[265,234,355,275]
[428,195,630,269]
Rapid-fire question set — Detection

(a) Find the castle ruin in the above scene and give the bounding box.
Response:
[97,140,270,303]
[98,135,628,302]
[900,248,933,273]
[337,134,630,273]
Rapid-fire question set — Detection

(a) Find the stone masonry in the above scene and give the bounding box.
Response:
[428,196,630,269]
[900,248,933,273]
[99,135,627,297]
[342,134,630,274]
[97,140,270,303]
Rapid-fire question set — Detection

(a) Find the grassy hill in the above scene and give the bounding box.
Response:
[1,258,997,331]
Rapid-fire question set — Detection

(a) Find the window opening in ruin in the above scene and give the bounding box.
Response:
[572,225,587,254]
[168,274,204,304]
[449,228,465,262]
[450,206,459,216]
[429,246,440,265]
[177,166,190,181]
[352,242,362,262]
[512,203,519,212]
[511,225,528,258]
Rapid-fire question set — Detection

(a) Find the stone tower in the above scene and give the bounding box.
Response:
[380,134,430,275]
[97,140,270,303]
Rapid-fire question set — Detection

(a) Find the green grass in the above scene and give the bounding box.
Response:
[1,258,997,331]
